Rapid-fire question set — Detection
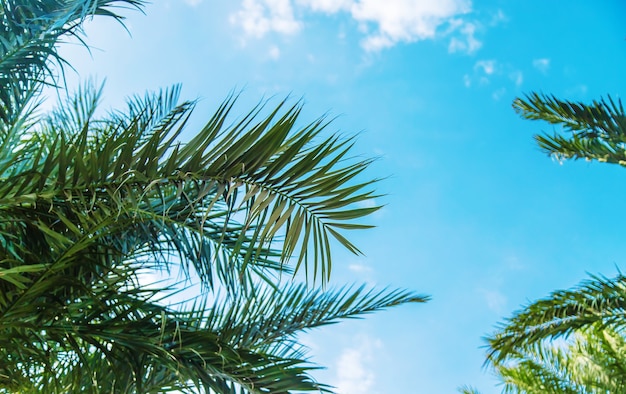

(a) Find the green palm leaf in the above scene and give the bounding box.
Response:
[514,93,626,165]
[4,82,381,288]
[0,1,426,392]
[487,274,626,363]
[484,274,626,393]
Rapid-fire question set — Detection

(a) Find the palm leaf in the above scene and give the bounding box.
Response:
[487,273,626,364]
[485,274,626,392]
[3,83,381,289]
[0,1,427,392]
[514,93,626,165]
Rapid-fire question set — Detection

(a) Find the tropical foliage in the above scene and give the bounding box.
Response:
[486,274,626,393]
[514,92,626,166]
[468,93,626,393]
[0,1,426,392]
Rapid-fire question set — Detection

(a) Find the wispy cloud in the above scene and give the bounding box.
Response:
[491,87,506,101]
[509,70,523,86]
[464,60,522,100]
[268,45,281,59]
[231,0,481,52]
[334,335,382,394]
[348,263,373,273]
[349,0,471,51]
[297,0,352,13]
[183,0,203,6]
[448,21,482,54]
[230,0,301,38]
[489,9,507,25]
[463,74,471,87]
[474,59,497,75]
[532,58,550,74]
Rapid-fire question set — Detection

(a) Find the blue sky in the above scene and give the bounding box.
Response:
[56,1,626,392]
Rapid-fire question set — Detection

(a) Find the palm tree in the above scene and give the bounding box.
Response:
[0,1,427,392]
[465,93,626,393]
[461,275,626,394]
[485,274,626,393]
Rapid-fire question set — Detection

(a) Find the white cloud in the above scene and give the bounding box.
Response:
[532,58,550,73]
[465,61,522,92]
[463,74,471,87]
[334,335,382,394]
[448,22,482,54]
[297,0,352,13]
[358,198,378,209]
[230,0,301,38]
[489,9,507,25]
[509,70,523,86]
[474,59,496,75]
[231,0,474,52]
[351,0,472,51]
[463,61,493,87]
[491,87,506,101]
[348,263,373,273]
[268,45,281,59]
[183,0,203,6]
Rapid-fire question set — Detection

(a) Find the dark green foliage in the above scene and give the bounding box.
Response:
[515,93,626,165]
[486,275,626,393]
[471,92,626,393]
[0,1,426,392]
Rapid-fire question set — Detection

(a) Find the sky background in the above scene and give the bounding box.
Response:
[53,1,626,392]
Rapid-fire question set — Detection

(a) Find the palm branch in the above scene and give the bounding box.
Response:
[485,274,626,393]
[487,326,626,393]
[0,1,426,392]
[487,275,626,362]
[474,84,626,394]
[514,93,626,165]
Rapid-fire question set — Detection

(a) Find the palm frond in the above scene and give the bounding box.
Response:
[0,0,144,133]
[0,1,427,392]
[3,83,381,289]
[487,326,626,394]
[458,386,482,394]
[487,273,626,365]
[485,274,626,392]
[1,251,327,394]
[200,282,428,359]
[513,93,626,165]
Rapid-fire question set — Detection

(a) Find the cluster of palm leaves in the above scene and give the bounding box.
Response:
[463,95,626,393]
[0,1,426,393]
[485,274,626,393]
